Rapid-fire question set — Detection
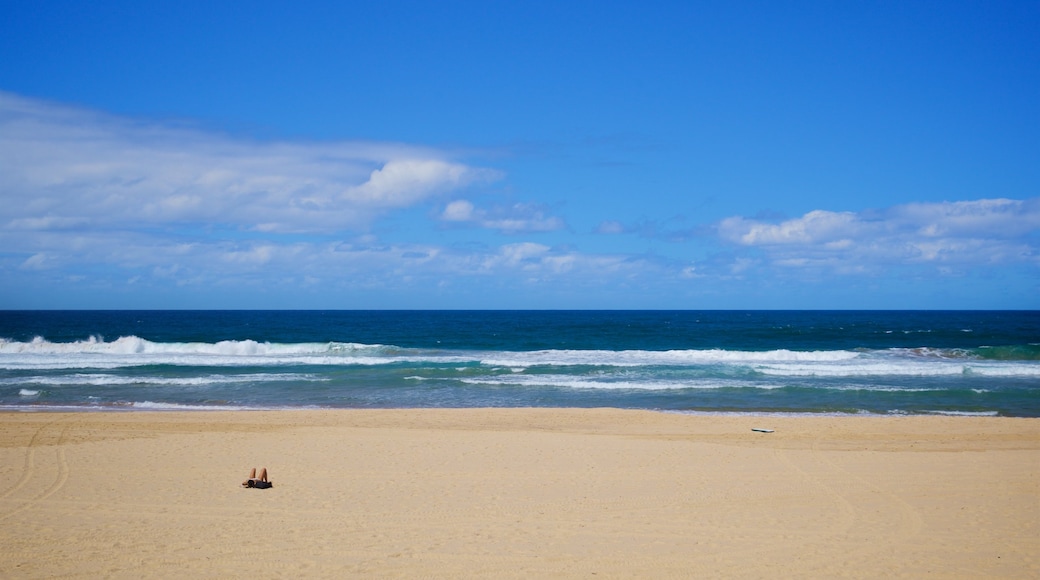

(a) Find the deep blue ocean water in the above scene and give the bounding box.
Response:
[1,310,1038,416]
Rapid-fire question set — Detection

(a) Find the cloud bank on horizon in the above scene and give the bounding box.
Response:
[2,91,1036,309]
[718,200,1040,272]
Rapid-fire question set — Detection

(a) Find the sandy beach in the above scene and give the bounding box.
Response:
[1,409,1037,578]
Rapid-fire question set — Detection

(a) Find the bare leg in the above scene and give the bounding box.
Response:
[243,467,257,487]
[259,468,268,482]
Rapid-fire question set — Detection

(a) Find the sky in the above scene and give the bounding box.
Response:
[1,0,1038,309]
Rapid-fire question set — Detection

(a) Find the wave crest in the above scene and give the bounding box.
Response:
[1,337,1037,378]
[0,336,384,356]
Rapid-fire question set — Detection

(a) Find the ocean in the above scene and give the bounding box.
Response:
[1,310,1038,416]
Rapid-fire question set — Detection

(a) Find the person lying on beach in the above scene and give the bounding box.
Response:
[242,467,272,489]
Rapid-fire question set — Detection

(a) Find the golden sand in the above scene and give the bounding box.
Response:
[1,409,1037,578]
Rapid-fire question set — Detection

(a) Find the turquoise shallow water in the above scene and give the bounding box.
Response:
[1,310,1038,416]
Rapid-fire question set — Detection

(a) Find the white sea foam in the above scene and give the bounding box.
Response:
[1,337,1037,379]
[456,374,974,392]
[668,409,893,418]
[130,401,265,411]
[477,348,860,368]
[0,336,384,356]
[0,373,326,387]
[0,340,854,371]
[457,374,751,391]
[18,389,39,396]
[0,401,302,412]
[888,347,973,359]
[753,360,1040,378]
[921,410,1000,417]
[0,336,458,369]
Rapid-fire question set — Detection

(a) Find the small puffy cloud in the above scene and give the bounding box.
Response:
[716,198,1040,272]
[442,199,476,221]
[498,242,550,266]
[0,91,499,234]
[718,210,859,245]
[347,159,476,208]
[438,200,565,234]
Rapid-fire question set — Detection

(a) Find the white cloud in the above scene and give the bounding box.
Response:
[0,224,660,297]
[718,210,859,245]
[498,242,551,267]
[716,198,1040,272]
[0,91,499,234]
[438,199,565,233]
[442,199,475,221]
[888,198,1040,238]
[347,159,476,207]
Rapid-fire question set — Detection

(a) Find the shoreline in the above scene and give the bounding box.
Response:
[0,404,1018,417]
[2,408,1037,578]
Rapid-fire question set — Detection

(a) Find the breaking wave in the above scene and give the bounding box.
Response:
[1,336,1038,378]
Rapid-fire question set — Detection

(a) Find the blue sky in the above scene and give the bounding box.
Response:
[1,0,1038,309]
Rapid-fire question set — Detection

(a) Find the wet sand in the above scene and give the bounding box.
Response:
[1,409,1037,578]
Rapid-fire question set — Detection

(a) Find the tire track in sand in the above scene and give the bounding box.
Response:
[0,415,74,522]
[0,417,57,501]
